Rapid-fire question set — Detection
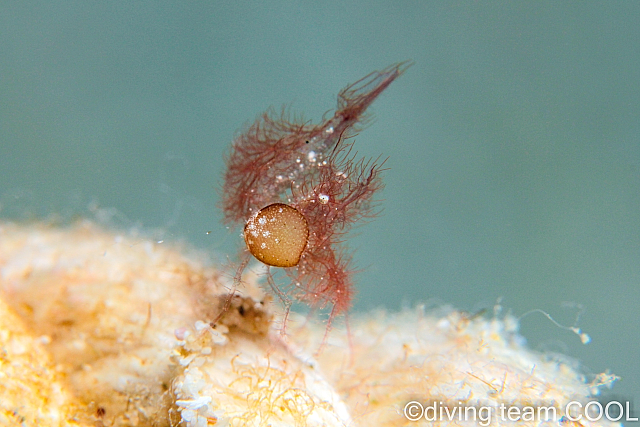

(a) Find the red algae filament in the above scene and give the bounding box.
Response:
[221,62,411,331]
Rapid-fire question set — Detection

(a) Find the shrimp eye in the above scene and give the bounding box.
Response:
[244,203,309,268]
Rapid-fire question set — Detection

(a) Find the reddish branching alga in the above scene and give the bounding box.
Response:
[221,62,410,336]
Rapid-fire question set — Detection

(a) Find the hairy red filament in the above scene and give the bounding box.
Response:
[221,62,410,327]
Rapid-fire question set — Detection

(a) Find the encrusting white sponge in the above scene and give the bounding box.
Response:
[0,220,619,427]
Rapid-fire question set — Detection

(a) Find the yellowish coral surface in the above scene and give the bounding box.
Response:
[295,310,619,426]
[0,221,620,427]
[0,297,86,427]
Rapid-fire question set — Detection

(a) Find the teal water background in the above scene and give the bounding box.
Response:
[2,2,638,417]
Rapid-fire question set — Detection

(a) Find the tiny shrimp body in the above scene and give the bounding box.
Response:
[223,62,411,224]
[221,62,410,330]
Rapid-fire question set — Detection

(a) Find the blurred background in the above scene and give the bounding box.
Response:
[1,1,638,418]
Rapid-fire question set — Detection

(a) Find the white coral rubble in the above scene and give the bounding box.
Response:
[0,221,619,427]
